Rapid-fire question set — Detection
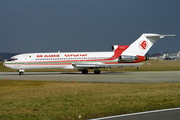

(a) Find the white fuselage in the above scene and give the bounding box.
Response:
[4,51,115,70]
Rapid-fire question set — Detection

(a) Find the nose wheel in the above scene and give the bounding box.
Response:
[18,70,24,75]
[19,72,24,75]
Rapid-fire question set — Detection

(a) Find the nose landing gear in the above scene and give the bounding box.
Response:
[18,70,24,75]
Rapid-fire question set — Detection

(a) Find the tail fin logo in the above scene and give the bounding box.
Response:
[139,40,148,50]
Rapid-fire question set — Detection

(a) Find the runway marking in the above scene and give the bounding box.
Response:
[88,107,180,120]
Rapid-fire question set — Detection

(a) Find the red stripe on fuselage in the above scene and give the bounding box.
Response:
[112,45,129,58]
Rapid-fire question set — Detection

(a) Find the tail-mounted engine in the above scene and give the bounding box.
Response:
[118,55,139,62]
[112,45,118,51]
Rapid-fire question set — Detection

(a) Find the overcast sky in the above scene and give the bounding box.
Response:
[0,0,179,54]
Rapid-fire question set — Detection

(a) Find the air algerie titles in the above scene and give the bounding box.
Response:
[36,55,60,57]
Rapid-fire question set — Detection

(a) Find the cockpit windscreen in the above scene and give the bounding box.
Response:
[6,58,18,61]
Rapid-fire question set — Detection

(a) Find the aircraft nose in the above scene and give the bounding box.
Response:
[3,59,7,65]
[3,61,8,67]
[3,62,6,66]
[3,62,12,69]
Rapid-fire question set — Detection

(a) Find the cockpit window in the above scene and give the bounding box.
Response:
[7,58,18,61]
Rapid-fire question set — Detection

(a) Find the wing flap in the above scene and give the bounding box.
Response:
[72,63,143,68]
[106,63,143,67]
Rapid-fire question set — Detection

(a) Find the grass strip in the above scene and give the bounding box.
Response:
[0,80,180,120]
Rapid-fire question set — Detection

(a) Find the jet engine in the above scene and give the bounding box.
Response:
[118,55,139,62]
[111,45,118,51]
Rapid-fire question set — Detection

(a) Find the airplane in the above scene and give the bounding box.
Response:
[3,33,175,75]
[161,52,180,60]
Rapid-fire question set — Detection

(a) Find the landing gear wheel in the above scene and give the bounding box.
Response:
[19,72,24,75]
[82,69,88,74]
[94,69,101,74]
[137,67,139,70]
[18,70,25,75]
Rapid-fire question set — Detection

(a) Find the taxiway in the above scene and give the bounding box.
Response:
[0,71,180,83]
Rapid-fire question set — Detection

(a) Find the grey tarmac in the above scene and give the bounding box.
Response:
[0,71,180,83]
[89,108,180,120]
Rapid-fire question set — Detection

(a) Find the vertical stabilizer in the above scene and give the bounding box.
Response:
[121,33,175,56]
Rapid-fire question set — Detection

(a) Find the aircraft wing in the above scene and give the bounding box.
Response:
[72,63,144,68]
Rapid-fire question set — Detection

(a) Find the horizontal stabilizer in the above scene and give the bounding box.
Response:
[145,34,176,40]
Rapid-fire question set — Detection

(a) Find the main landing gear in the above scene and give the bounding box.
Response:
[82,69,88,74]
[81,69,101,74]
[18,70,24,75]
[94,69,101,74]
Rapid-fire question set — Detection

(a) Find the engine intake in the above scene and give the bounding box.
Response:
[118,55,139,62]
[111,45,118,51]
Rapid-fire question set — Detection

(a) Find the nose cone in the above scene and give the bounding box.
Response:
[3,61,8,67]
[3,61,12,69]
[3,61,6,66]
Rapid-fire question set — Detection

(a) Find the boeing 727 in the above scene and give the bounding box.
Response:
[4,33,175,75]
